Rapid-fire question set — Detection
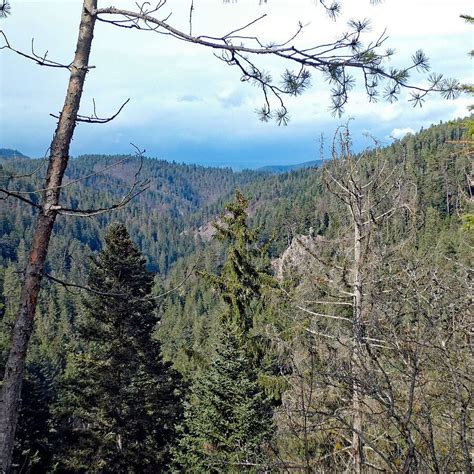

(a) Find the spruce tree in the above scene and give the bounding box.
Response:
[174,324,273,472]
[53,223,183,472]
[202,190,273,333]
[174,193,275,471]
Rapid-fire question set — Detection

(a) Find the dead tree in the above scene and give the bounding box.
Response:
[323,130,410,473]
[0,0,463,470]
[271,129,415,471]
[272,127,471,471]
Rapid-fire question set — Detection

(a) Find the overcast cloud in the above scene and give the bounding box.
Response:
[0,0,471,168]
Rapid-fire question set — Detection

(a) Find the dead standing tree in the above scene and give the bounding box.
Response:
[322,131,413,472]
[274,128,470,471]
[272,129,416,471]
[0,0,462,470]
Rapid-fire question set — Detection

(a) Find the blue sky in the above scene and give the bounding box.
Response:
[0,0,472,169]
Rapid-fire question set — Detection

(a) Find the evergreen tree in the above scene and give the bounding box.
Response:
[206,191,279,380]
[173,324,273,472]
[13,363,55,473]
[53,223,183,472]
[0,264,21,368]
[174,193,275,471]
[202,190,273,333]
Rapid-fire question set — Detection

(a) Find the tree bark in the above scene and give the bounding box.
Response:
[0,1,97,470]
[352,189,364,474]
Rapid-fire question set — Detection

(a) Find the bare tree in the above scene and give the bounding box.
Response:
[0,2,98,469]
[266,130,412,470]
[270,128,471,472]
[0,1,463,470]
[322,129,413,472]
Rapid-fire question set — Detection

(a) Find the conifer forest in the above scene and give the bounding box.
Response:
[0,1,472,472]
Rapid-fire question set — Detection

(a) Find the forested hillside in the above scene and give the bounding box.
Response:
[0,120,472,471]
[0,154,265,274]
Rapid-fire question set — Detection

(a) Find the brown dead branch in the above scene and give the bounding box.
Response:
[0,31,73,69]
[50,98,130,124]
[44,259,199,301]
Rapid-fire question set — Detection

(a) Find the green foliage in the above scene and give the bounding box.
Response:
[173,324,274,472]
[52,224,184,471]
[461,213,474,231]
[0,1,11,18]
[173,193,276,470]
[201,190,274,333]
[13,363,55,472]
[0,119,471,470]
[0,264,20,367]
[0,154,264,275]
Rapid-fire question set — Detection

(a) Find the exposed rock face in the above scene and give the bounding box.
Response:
[196,221,216,242]
[272,234,322,280]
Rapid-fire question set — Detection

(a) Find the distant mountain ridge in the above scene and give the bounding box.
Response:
[0,148,29,159]
[0,149,322,172]
[0,152,264,273]
[0,119,468,275]
[258,159,323,173]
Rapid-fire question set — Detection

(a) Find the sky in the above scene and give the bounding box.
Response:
[0,0,472,169]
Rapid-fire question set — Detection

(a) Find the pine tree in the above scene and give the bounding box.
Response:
[173,324,273,472]
[53,223,184,472]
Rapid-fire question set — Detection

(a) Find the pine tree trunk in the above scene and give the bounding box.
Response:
[0,2,97,470]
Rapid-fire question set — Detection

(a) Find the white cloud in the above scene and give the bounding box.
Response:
[390,127,415,139]
[0,0,472,165]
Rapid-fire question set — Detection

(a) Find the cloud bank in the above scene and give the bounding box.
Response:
[0,0,471,168]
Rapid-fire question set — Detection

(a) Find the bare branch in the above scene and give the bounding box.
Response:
[222,14,267,39]
[8,152,137,195]
[50,98,130,124]
[296,303,351,322]
[188,0,194,35]
[57,184,149,217]
[57,144,149,217]
[0,188,41,209]
[149,259,200,299]
[94,5,459,119]
[44,259,199,301]
[0,31,72,69]
[0,146,50,180]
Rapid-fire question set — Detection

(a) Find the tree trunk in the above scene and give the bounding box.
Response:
[0,1,97,470]
[352,202,364,474]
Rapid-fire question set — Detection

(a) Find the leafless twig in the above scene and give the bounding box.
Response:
[50,98,130,124]
[0,31,73,69]
[44,259,199,301]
